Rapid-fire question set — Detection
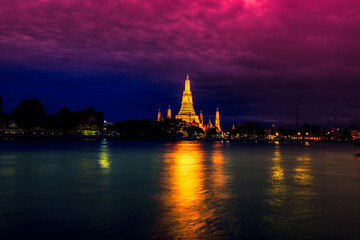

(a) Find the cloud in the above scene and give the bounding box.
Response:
[0,0,360,127]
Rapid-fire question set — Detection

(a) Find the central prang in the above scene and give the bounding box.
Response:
[175,74,200,124]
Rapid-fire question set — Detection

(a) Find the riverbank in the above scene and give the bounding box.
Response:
[0,134,355,144]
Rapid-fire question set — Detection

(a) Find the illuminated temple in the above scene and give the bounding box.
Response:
[157,74,221,131]
[170,74,221,131]
[175,75,200,124]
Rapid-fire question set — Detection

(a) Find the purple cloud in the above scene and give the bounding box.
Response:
[0,0,360,127]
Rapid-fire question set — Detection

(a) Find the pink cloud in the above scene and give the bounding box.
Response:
[1,0,360,126]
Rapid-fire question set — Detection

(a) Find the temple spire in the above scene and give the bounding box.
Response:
[185,74,190,91]
[215,107,221,132]
[167,105,171,119]
[175,74,199,124]
[157,109,161,121]
[207,117,213,128]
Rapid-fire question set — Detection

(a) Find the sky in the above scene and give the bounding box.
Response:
[1,0,360,129]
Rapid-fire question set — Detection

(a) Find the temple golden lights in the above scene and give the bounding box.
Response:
[157,74,221,132]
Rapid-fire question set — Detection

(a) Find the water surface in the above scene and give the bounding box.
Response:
[1,140,360,239]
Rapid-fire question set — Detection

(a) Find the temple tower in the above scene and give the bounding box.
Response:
[175,75,199,123]
[157,109,161,121]
[199,110,204,128]
[207,117,213,128]
[215,108,221,131]
[167,105,171,119]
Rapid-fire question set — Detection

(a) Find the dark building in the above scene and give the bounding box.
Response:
[0,97,17,133]
[74,107,104,135]
[57,106,104,136]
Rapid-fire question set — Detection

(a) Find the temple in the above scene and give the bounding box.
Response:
[175,74,200,124]
[167,105,171,119]
[157,109,161,121]
[215,107,221,131]
[158,74,222,132]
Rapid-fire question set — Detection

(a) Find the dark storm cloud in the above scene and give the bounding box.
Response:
[0,0,359,127]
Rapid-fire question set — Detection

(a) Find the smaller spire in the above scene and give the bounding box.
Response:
[184,74,191,91]
[157,109,161,121]
[207,117,213,128]
[167,105,171,119]
[215,107,221,132]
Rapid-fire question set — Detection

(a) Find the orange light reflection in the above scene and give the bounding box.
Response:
[155,141,227,239]
[99,140,110,173]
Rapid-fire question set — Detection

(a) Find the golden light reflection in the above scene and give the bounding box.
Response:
[294,155,313,185]
[155,141,227,239]
[290,151,315,231]
[168,142,203,205]
[267,145,287,210]
[210,142,228,199]
[265,145,315,235]
[271,145,284,182]
[161,141,204,238]
[99,140,110,172]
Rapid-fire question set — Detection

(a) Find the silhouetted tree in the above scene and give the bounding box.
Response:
[341,125,358,142]
[231,122,264,137]
[298,124,321,135]
[183,125,204,137]
[277,127,295,137]
[206,127,220,137]
[0,96,3,113]
[57,107,75,132]
[12,98,45,129]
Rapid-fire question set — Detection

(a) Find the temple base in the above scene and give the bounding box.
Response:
[175,114,200,124]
